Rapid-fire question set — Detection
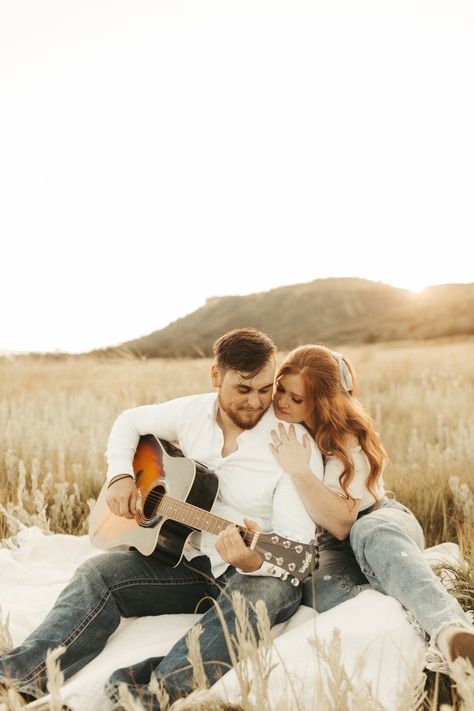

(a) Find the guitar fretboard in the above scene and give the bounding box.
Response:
[157,493,255,545]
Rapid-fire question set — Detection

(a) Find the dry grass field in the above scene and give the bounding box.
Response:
[0,338,473,710]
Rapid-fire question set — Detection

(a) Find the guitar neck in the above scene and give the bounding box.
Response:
[158,493,256,545]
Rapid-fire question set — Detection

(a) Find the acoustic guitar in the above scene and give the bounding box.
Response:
[89,435,317,585]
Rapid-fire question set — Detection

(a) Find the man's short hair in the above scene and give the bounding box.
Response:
[213,328,276,376]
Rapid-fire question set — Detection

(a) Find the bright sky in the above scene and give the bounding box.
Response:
[1,1,473,353]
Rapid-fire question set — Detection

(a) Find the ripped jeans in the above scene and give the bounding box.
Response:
[303,499,471,640]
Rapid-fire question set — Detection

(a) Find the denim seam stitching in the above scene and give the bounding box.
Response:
[16,588,112,686]
[109,576,207,590]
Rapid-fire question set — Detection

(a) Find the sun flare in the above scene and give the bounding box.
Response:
[407,284,427,294]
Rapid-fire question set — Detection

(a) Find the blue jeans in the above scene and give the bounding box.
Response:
[0,550,300,706]
[303,500,471,640]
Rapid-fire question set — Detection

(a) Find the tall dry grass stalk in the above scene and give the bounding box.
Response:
[44,647,66,711]
[0,609,12,657]
[1,338,474,709]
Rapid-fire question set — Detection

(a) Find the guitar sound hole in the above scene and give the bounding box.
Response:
[142,485,165,520]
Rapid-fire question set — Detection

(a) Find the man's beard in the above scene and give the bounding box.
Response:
[218,395,267,430]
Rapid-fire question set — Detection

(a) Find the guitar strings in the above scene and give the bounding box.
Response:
[141,490,312,553]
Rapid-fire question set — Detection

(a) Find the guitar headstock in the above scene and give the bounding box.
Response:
[253,534,317,585]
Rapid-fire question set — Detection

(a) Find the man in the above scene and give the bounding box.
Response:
[0,328,324,709]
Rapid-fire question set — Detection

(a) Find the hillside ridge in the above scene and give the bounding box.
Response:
[93,277,474,358]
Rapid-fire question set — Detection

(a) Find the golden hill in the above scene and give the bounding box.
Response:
[97,278,474,358]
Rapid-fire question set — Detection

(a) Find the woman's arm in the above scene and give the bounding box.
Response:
[270,423,360,540]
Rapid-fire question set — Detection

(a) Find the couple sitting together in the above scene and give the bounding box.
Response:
[1,327,473,708]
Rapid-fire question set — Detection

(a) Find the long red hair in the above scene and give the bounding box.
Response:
[276,345,387,501]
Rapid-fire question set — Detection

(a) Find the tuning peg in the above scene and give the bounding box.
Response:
[276,557,283,566]
[291,578,299,586]
[264,552,272,561]
[283,540,291,548]
[271,535,279,544]
[295,544,303,553]
[288,563,296,571]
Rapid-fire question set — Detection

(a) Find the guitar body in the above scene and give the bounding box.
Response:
[89,435,219,565]
[90,435,317,584]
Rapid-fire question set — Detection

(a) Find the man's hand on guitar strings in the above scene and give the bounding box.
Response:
[106,476,139,519]
[215,518,263,573]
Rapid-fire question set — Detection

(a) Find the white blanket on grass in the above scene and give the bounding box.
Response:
[0,527,461,711]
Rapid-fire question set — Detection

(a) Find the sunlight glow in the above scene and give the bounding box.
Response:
[1,1,473,352]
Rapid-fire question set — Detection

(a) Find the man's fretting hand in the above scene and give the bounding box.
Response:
[215,518,263,572]
[106,476,138,519]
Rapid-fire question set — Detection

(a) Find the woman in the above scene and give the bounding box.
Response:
[269,344,474,666]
